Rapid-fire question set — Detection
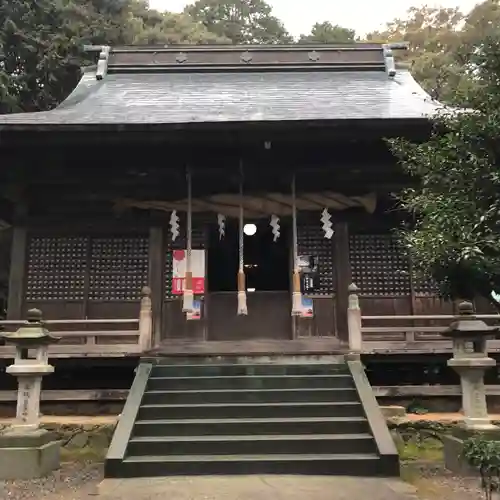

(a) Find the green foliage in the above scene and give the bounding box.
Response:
[462,436,500,500]
[0,0,137,113]
[0,0,232,112]
[186,0,293,44]
[389,35,500,305]
[298,22,355,44]
[366,1,500,104]
[132,11,230,45]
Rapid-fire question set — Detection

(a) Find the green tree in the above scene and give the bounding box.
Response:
[133,12,230,45]
[299,22,355,44]
[185,0,293,44]
[366,1,500,104]
[366,6,465,103]
[389,35,500,306]
[0,0,140,113]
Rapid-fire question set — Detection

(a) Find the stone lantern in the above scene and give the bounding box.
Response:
[443,301,498,430]
[0,309,61,480]
[442,301,500,474]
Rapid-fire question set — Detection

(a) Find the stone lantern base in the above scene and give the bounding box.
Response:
[0,429,61,480]
[443,424,500,476]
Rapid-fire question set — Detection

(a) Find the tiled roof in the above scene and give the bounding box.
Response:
[0,45,440,128]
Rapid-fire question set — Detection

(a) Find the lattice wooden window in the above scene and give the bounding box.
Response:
[298,224,335,294]
[26,236,88,301]
[413,276,440,296]
[89,237,149,301]
[164,228,205,299]
[349,234,410,296]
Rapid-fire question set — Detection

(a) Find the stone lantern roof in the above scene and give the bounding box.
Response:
[2,309,60,347]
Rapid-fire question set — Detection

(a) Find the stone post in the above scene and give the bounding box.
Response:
[347,283,362,353]
[0,309,61,479]
[138,286,153,352]
[441,301,500,474]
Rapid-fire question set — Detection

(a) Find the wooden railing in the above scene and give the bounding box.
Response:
[0,287,153,358]
[347,283,500,354]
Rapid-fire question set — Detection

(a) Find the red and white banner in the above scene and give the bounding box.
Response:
[171,249,205,295]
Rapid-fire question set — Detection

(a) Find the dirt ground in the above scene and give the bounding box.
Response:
[0,461,486,500]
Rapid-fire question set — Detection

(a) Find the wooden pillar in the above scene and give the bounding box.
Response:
[7,226,27,320]
[148,227,164,346]
[334,221,351,343]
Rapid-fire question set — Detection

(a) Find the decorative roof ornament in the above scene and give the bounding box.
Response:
[383,45,396,78]
[270,215,280,242]
[96,46,110,81]
[321,209,334,239]
[240,51,253,63]
[308,50,320,62]
[176,52,188,64]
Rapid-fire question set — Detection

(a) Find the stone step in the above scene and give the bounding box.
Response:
[142,387,358,405]
[132,416,370,437]
[147,374,353,391]
[127,433,376,456]
[137,401,364,420]
[106,453,387,477]
[149,363,348,378]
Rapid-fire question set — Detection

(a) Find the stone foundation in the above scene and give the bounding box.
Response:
[0,421,116,463]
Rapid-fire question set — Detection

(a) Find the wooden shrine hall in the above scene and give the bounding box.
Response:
[0,42,497,359]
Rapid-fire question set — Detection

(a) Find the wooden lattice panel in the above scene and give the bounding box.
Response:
[26,236,88,301]
[297,224,335,294]
[89,236,149,301]
[164,228,205,299]
[349,234,410,296]
[413,276,440,296]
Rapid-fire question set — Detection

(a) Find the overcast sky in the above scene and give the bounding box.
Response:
[149,0,481,36]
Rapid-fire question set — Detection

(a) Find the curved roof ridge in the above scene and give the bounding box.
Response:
[56,66,102,110]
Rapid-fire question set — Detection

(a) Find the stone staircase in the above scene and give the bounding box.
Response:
[105,356,399,477]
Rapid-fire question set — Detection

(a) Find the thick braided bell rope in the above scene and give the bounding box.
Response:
[291,173,302,316]
[237,163,248,315]
[182,168,194,314]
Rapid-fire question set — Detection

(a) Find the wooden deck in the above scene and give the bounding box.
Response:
[147,338,344,357]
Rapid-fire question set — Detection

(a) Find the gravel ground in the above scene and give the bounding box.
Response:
[0,462,103,500]
[403,463,485,500]
[0,462,487,500]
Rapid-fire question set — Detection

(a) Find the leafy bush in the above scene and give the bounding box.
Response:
[462,436,500,500]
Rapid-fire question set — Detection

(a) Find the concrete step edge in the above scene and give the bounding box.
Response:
[123,453,380,463]
[129,433,374,443]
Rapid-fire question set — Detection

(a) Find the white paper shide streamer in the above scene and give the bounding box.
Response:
[217,213,226,240]
[270,214,280,242]
[169,210,179,241]
[321,208,334,239]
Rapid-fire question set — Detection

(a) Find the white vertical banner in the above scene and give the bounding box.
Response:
[172,249,205,295]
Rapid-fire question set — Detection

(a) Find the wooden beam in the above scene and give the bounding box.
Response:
[3,384,497,403]
[374,385,500,397]
[6,226,26,320]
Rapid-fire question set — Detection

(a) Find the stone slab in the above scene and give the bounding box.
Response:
[96,476,419,500]
[443,434,478,477]
[381,406,407,419]
[0,428,56,448]
[0,439,60,480]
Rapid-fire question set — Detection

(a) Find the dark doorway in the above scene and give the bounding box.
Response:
[207,218,289,292]
[207,218,292,341]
